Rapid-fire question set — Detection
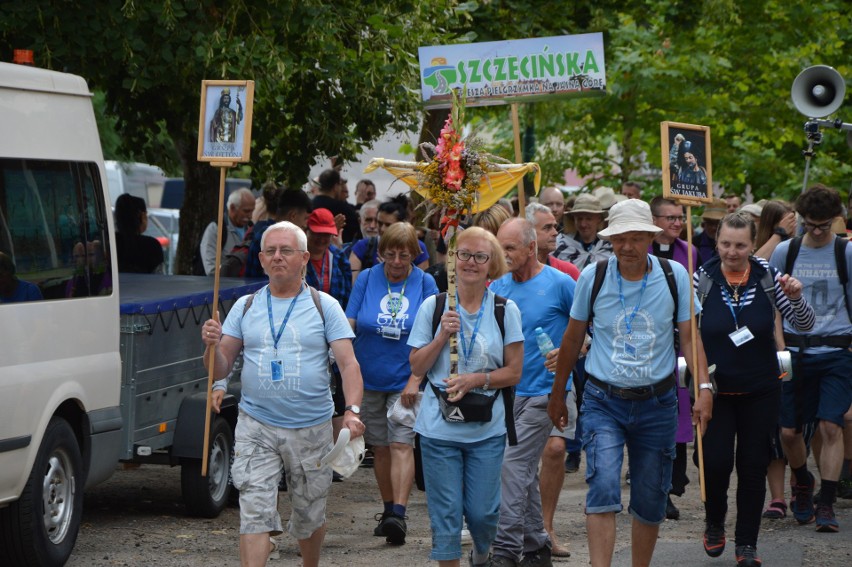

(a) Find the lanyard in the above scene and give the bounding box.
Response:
[456,289,488,364]
[309,251,330,293]
[386,274,408,323]
[616,258,650,336]
[720,286,748,329]
[267,284,303,355]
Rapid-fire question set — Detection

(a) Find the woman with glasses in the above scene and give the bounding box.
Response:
[407,227,524,567]
[695,212,814,567]
[346,222,439,545]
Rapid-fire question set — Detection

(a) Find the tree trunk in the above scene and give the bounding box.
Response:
[173,135,221,275]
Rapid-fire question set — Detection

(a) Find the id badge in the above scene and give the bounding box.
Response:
[624,340,638,359]
[271,359,284,381]
[728,326,754,347]
[381,325,401,340]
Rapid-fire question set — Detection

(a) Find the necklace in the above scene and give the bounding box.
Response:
[726,265,750,302]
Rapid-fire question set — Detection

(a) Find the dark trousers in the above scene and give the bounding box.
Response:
[698,387,780,547]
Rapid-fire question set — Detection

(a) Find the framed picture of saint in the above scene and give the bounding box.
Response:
[661,121,712,204]
[197,80,255,163]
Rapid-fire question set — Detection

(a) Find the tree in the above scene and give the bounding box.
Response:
[1,0,462,272]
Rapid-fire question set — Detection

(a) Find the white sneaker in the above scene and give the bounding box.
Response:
[461,527,473,545]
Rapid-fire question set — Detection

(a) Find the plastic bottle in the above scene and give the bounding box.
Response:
[535,327,555,375]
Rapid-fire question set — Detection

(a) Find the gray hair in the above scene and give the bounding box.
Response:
[503,217,537,247]
[524,202,552,223]
[227,187,254,209]
[261,221,308,251]
[359,199,381,220]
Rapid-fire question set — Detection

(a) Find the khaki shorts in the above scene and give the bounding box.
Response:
[231,411,333,539]
[550,388,578,439]
[362,389,415,447]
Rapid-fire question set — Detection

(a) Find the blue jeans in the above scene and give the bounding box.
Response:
[780,349,852,429]
[420,434,506,561]
[582,380,677,525]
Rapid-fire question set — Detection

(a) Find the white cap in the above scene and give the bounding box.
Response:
[597,199,663,240]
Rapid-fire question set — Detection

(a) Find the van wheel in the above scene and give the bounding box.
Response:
[0,417,83,566]
[181,416,233,517]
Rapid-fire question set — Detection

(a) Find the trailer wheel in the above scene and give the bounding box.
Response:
[181,415,232,517]
[0,417,84,566]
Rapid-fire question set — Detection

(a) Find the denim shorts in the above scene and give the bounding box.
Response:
[231,411,333,539]
[362,389,415,447]
[581,379,677,525]
[780,349,852,429]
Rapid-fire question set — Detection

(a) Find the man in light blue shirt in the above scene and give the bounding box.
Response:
[548,199,712,567]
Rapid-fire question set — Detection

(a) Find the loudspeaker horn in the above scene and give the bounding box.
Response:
[792,65,846,118]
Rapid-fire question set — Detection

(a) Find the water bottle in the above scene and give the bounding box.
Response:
[535,327,555,375]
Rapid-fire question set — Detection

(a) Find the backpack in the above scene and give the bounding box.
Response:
[220,225,256,278]
[429,292,517,446]
[192,217,228,276]
[784,235,851,322]
[695,260,776,330]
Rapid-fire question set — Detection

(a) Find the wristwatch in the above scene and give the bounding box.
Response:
[698,382,716,394]
[773,227,789,241]
[344,404,361,415]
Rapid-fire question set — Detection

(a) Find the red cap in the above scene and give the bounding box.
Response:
[307,208,338,235]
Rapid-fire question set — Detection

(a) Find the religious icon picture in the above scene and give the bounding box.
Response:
[197,80,255,163]
[661,121,712,203]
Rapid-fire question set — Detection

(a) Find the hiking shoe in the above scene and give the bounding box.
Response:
[790,471,816,524]
[762,499,787,519]
[703,522,726,557]
[519,545,552,567]
[735,545,762,567]
[815,503,839,533]
[469,549,492,567]
[381,513,407,544]
[565,452,581,473]
[666,495,680,520]
[461,526,473,545]
[837,478,852,500]
[373,511,391,536]
[486,555,518,567]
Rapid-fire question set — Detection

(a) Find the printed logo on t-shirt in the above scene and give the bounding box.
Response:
[609,309,656,383]
[375,292,411,331]
[256,326,304,396]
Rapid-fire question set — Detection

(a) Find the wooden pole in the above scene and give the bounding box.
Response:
[202,163,233,476]
[511,103,526,216]
[684,203,706,502]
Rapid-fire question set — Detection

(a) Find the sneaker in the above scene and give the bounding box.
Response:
[381,513,407,544]
[373,511,391,536]
[268,537,280,561]
[839,478,852,500]
[565,452,581,473]
[519,545,552,567]
[790,471,816,524]
[703,522,726,558]
[762,499,787,519]
[625,470,631,485]
[461,526,473,545]
[360,448,374,468]
[332,471,344,483]
[469,549,491,567]
[666,495,680,520]
[735,544,762,567]
[815,503,839,533]
[486,555,518,567]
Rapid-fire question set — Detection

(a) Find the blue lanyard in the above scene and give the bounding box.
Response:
[720,286,748,329]
[616,259,650,336]
[309,251,329,293]
[456,289,488,364]
[386,274,408,323]
[267,284,303,355]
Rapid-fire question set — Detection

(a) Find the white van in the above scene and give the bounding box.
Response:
[0,63,122,564]
[104,160,166,208]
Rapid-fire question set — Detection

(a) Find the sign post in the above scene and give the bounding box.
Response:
[197,79,255,476]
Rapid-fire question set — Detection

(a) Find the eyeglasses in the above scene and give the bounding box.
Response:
[262,247,305,257]
[654,215,686,224]
[455,250,490,264]
[803,219,832,232]
[381,251,412,262]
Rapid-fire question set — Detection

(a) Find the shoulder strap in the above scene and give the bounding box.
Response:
[657,257,680,352]
[695,270,712,329]
[493,294,507,338]
[308,285,325,325]
[588,259,609,323]
[758,268,777,313]
[242,289,262,315]
[834,237,851,321]
[431,292,447,337]
[784,236,803,276]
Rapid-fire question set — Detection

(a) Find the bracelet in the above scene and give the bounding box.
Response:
[773,227,789,240]
[483,372,491,391]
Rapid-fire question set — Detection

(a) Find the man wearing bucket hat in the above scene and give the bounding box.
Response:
[553,193,613,270]
[696,198,727,262]
[548,199,713,567]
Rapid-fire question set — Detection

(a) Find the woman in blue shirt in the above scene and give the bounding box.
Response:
[407,226,524,567]
[346,222,438,545]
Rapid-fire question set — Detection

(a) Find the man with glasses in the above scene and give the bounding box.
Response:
[489,218,577,567]
[201,221,364,567]
[649,196,703,521]
[770,184,852,533]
